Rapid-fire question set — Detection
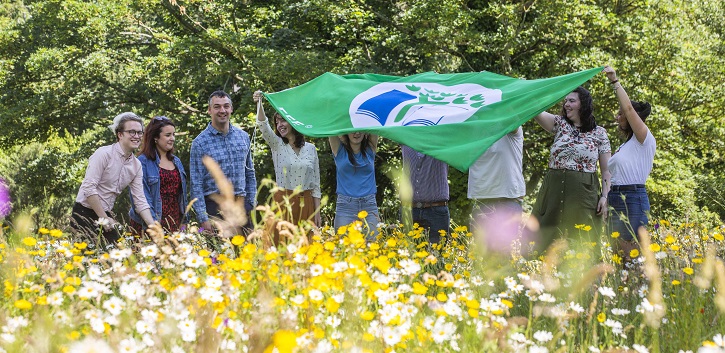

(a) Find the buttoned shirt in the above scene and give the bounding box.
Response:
[76,143,150,213]
[401,145,449,203]
[257,118,321,198]
[190,123,257,223]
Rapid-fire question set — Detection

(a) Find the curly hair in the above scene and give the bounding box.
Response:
[562,86,597,133]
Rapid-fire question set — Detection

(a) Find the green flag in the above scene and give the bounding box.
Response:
[264,67,603,171]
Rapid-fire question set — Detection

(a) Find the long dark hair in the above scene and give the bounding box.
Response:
[621,101,652,141]
[562,86,597,133]
[341,133,371,167]
[273,112,305,149]
[141,116,176,161]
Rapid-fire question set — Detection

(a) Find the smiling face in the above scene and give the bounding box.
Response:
[347,132,366,145]
[155,125,176,154]
[208,95,233,130]
[563,92,582,123]
[118,121,143,153]
[275,115,292,138]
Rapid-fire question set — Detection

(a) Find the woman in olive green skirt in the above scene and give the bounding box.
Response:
[532,86,612,251]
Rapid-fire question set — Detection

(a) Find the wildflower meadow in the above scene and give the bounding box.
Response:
[2,197,725,353]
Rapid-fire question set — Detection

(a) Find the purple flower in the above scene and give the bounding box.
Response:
[0,178,11,218]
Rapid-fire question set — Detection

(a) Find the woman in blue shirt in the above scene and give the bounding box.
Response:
[129,116,189,234]
[329,132,379,241]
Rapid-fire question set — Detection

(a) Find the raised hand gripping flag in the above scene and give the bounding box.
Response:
[264,67,603,171]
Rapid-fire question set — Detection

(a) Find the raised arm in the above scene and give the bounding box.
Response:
[369,134,379,153]
[329,135,342,156]
[604,66,648,144]
[534,111,557,133]
[253,90,267,122]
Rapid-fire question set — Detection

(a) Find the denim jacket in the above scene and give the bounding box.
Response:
[129,151,189,228]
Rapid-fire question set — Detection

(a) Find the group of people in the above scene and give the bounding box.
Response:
[71,66,655,257]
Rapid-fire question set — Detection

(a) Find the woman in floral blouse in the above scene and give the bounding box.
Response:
[253,91,322,231]
[532,86,611,250]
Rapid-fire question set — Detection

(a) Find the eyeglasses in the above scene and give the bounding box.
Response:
[123,130,144,137]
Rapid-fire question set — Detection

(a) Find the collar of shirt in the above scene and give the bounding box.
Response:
[111,142,133,161]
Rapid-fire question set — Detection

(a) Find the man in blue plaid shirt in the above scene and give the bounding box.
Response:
[190,90,257,233]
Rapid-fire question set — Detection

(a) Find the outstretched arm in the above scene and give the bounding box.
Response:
[369,134,379,153]
[604,66,649,144]
[329,136,342,156]
[535,111,557,133]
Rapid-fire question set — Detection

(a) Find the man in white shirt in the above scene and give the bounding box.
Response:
[468,127,525,253]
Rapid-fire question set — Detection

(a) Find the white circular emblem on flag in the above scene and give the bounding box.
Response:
[349,82,502,128]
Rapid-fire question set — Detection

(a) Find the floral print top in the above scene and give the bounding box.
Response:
[548,115,611,173]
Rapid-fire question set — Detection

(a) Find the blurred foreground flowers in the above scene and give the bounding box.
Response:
[1,210,725,353]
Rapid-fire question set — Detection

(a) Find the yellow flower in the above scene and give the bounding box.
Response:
[49,229,63,238]
[412,282,428,295]
[436,292,448,302]
[714,233,724,241]
[629,249,640,258]
[611,231,620,239]
[21,237,37,246]
[683,267,694,275]
[665,235,675,244]
[231,235,245,245]
[14,299,32,310]
[597,312,606,323]
[649,243,661,252]
[73,242,87,250]
[583,225,592,232]
[357,210,368,219]
[611,254,622,265]
[672,280,681,285]
[360,311,375,321]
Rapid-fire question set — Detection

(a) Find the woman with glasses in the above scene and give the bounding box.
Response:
[72,112,155,249]
[129,116,189,235]
[532,86,612,251]
[603,66,655,261]
[253,91,322,232]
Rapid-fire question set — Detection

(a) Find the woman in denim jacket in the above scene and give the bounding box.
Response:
[129,116,189,234]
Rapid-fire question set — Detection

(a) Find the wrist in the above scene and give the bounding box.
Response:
[609,79,619,84]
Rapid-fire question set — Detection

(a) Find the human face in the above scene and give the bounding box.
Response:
[563,92,582,122]
[275,116,292,138]
[208,96,233,130]
[347,132,366,145]
[156,125,176,154]
[615,108,629,129]
[118,121,143,153]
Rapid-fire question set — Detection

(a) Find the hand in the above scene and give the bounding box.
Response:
[603,65,618,83]
[253,90,264,103]
[99,217,120,231]
[200,221,214,234]
[596,196,608,218]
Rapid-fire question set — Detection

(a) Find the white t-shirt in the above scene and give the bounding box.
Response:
[608,129,656,185]
[257,118,322,198]
[468,127,525,199]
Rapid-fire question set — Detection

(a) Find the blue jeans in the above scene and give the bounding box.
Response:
[411,206,450,244]
[335,194,380,241]
[608,186,650,241]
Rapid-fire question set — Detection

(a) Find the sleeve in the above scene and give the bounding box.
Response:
[311,145,322,199]
[244,137,257,211]
[552,115,563,134]
[256,117,283,151]
[129,162,151,214]
[78,148,108,200]
[189,139,209,223]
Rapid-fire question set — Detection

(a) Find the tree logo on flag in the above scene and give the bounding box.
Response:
[349,82,502,128]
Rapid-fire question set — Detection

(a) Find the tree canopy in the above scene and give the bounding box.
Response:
[0,0,723,224]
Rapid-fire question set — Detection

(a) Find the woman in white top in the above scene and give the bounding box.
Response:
[603,66,655,256]
[253,91,322,228]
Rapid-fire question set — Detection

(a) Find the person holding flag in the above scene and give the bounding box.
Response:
[603,66,655,261]
[532,86,612,251]
[329,132,380,241]
[253,90,322,228]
